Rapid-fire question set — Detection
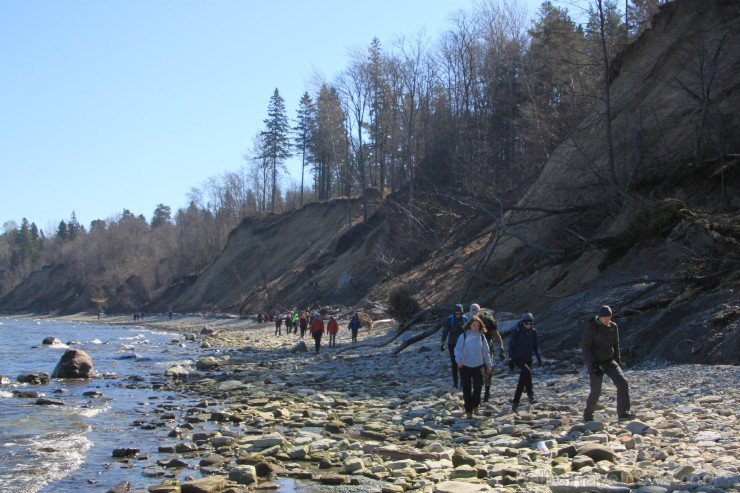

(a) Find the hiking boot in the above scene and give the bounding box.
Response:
[618,412,636,421]
[483,387,490,402]
[466,412,473,419]
[511,401,519,412]
[473,407,480,416]
[528,394,536,404]
[584,414,594,422]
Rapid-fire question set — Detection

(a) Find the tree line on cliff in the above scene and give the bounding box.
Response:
[5,0,733,315]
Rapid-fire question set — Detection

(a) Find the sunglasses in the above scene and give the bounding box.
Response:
[523,321,533,325]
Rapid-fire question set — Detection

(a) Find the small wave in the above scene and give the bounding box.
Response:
[0,391,12,399]
[0,431,92,493]
[116,334,148,341]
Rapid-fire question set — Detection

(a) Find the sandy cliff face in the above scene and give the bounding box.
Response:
[456,0,740,364]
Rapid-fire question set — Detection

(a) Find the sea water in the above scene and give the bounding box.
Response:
[0,317,195,492]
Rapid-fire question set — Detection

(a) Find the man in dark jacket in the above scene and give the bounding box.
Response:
[441,304,467,388]
[507,312,542,411]
[582,305,634,421]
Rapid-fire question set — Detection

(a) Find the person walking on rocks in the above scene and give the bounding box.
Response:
[274,314,283,337]
[469,303,506,402]
[441,304,468,388]
[309,312,325,354]
[582,305,634,421]
[348,312,361,344]
[327,316,339,348]
[456,316,493,419]
[508,312,542,411]
[299,313,308,339]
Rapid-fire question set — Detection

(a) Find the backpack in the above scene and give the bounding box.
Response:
[479,311,498,342]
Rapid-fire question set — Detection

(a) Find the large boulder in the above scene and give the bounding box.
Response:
[42,336,62,345]
[51,349,93,379]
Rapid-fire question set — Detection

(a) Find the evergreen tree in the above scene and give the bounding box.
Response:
[260,88,292,213]
[151,204,172,229]
[294,91,317,207]
[57,220,69,240]
[67,211,85,239]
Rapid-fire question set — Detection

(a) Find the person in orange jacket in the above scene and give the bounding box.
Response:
[327,316,339,348]
[309,312,325,354]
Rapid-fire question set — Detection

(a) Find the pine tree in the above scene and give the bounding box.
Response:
[260,88,292,213]
[151,204,172,229]
[294,92,317,207]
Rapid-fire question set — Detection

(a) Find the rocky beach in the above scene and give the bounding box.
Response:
[35,311,739,493]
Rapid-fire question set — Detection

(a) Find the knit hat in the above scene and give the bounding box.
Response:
[522,312,534,322]
[469,303,480,316]
[598,306,613,317]
[454,304,464,314]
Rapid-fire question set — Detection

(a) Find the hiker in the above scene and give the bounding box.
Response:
[285,313,293,333]
[441,304,468,388]
[309,312,324,354]
[582,305,634,421]
[348,312,361,344]
[327,316,339,348]
[469,303,506,402]
[274,314,283,336]
[507,312,542,411]
[299,313,308,338]
[292,312,299,334]
[456,316,493,419]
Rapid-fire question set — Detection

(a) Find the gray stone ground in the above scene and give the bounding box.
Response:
[69,314,738,493]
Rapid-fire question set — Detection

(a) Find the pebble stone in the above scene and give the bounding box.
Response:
[109,315,739,493]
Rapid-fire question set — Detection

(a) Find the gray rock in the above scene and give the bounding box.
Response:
[17,372,51,385]
[228,465,256,485]
[181,474,227,492]
[576,444,616,462]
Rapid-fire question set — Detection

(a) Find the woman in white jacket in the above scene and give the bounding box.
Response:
[455,316,493,419]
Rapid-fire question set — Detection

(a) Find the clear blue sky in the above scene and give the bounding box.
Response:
[1,0,543,235]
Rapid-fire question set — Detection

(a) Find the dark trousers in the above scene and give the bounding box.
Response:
[275,325,281,336]
[584,360,631,419]
[329,333,336,347]
[513,360,533,403]
[447,345,459,386]
[312,332,322,353]
[351,329,358,343]
[460,365,484,413]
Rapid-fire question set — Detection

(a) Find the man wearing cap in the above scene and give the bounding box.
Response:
[507,312,542,411]
[441,304,468,388]
[582,305,634,421]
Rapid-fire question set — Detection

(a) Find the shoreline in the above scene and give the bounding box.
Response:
[4,313,739,493]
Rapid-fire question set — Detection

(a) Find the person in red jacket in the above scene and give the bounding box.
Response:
[327,316,339,348]
[309,312,325,354]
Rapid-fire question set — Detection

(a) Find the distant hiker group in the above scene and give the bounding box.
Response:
[259,308,363,354]
[442,303,633,421]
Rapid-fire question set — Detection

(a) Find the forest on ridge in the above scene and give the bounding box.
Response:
[3,0,731,320]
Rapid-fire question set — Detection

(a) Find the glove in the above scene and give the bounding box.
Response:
[591,362,604,376]
[441,344,446,352]
[508,360,515,371]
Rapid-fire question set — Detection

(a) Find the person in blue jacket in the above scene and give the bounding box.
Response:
[441,304,467,388]
[348,312,361,344]
[455,316,493,419]
[507,312,543,411]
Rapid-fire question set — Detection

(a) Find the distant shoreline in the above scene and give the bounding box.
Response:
[0,311,261,339]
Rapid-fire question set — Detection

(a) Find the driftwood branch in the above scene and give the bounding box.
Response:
[335,306,450,354]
